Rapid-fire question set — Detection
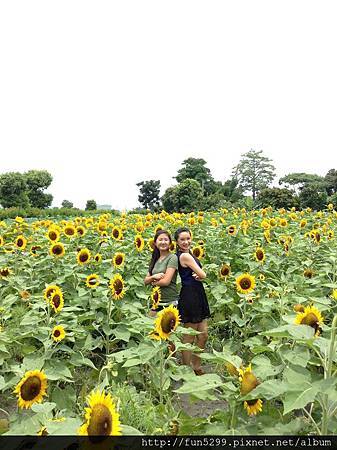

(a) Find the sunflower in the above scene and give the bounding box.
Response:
[293,304,305,313]
[15,235,27,250]
[76,225,86,236]
[0,236,4,246]
[109,274,126,300]
[78,390,121,436]
[236,274,256,295]
[86,274,100,288]
[47,228,60,242]
[239,365,263,416]
[30,245,42,256]
[219,264,231,279]
[44,285,62,302]
[51,325,66,342]
[331,289,337,300]
[64,224,76,237]
[14,370,48,409]
[294,305,323,337]
[228,225,236,235]
[155,224,163,233]
[77,248,91,265]
[192,246,204,259]
[147,238,156,251]
[0,267,11,278]
[303,268,314,279]
[20,290,30,300]
[151,286,161,310]
[155,304,180,340]
[225,361,239,376]
[254,247,265,263]
[50,242,65,257]
[112,252,125,269]
[134,235,145,252]
[111,226,123,241]
[50,290,64,313]
[94,253,102,263]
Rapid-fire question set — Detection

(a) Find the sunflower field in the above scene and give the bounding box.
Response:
[1,206,337,436]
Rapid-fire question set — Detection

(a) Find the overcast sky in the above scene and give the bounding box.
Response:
[1,1,337,210]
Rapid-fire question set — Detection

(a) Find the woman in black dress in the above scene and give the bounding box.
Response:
[174,227,210,375]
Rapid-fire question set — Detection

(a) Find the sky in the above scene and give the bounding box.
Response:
[1,1,337,210]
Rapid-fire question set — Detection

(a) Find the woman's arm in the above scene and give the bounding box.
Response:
[144,272,164,285]
[180,253,206,279]
[151,267,177,287]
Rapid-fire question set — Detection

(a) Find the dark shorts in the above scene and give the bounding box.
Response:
[178,283,210,323]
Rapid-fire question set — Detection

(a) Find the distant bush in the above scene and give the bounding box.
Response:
[0,207,119,220]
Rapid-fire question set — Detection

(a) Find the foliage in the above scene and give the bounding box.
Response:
[175,158,216,195]
[85,200,97,211]
[232,150,276,201]
[23,170,53,209]
[161,179,203,212]
[256,187,299,209]
[61,200,74,209]
[279,173,327,193]
[136,180,161,211]
[0,172,30,209]
[222,177,244,203]
[325,169,337,195]
[299,183,328,210]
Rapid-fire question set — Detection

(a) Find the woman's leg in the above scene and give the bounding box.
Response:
[181,322,199,367]
[191,320,208,372]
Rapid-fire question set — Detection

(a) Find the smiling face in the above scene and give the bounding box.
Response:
[176,231,191,252]
[155,233,171,252]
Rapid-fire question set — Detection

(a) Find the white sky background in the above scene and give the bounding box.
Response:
[1,1,337,210]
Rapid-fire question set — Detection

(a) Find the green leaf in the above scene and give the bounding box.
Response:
[174,373,223,400]
[121,424,143,435]
[113,325,131,342]
[243,380,287,400]
[281,347,310,368]
[51,385,76,411]
[283,385,318,414]
[122,358,142,367]
[31,402,56,414]
[44,360,73,381]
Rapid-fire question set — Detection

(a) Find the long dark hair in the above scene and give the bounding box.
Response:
[174,227,191,253]
[148,230,172,275]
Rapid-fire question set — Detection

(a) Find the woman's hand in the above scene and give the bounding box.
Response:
[192,272,201,281]
[152,273,165,281]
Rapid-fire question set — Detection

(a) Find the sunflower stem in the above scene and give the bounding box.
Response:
[159,344,165,405]
[302,406,321,435]
[320,314,337,435]
[230,401,236,434]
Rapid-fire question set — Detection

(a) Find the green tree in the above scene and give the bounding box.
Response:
[175,158,216,195]
[61,200,74,208]
[279,172,327,193]
[136,180,161,210]
[222,177,244,203]
[256,187,299,209]
[23,170,53,208]
[0,172,30,208]
[325,169,337,195]
[299,183,328,210]
[232,150,276,201]
[85,199,97,210]
[161,179,203,212]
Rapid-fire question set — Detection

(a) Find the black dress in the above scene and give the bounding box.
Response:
[177,250,210,323]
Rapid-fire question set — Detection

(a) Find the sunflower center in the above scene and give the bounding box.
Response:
[246,399,259,406]
[66,228,74,235]
[161,314,176,334]
[113,230,119,238]
[87,404,112,436]
[1,269,9,276]
[20,376,41,401]
[80,253,89,262]
[89,277,97,286]
[52,295,60,308]
[221,266,229,276]
[256,250,264,260]
[49,232,57,240]
[113,280,123,295]
[54,330,61,337]
[301,312,318,328]
[193,249,200,257]
[136,239,141,247]
[153,292,159,302]
[115,256,123,265]
[53,246,62,255]
[240,278,251,290]
[17,239,23,247]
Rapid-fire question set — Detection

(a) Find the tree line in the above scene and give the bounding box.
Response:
[137,150,337,212]
[0,171,97,211]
